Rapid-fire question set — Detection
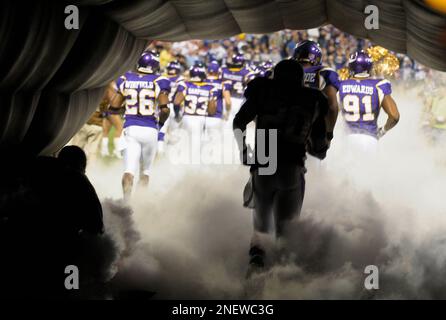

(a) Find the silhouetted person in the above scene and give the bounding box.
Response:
[0,147,106,299]
[58,145,87,173]
[233,59,330,273]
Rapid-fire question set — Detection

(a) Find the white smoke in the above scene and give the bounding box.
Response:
[88,84,446,299]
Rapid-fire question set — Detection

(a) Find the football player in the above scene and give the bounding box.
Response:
[293,40,340,140]
[108,50,171,201]
[158,60,184,153]
[233,60,330,273]
[205,60,232,125]
[338,51,400,150]
[173,65,217,137]
[221,53,251,117]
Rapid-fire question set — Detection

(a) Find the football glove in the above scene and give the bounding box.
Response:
[377,127,387,139]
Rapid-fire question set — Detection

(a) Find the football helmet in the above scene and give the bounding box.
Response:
[231,53,245,68]
[348,51,373,76]
[207,60,220,74]
[293,40,322,66]
[189,65,207,82]
[166,60,181,76]
[137,50,160,73]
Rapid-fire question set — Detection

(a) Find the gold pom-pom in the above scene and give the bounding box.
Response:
[338,67,350,80]
[367,46,400,78]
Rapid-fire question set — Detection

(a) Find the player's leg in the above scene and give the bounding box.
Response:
[101,116,111,156]
[231,97,244,116]
[204,117,222,142]
[139,126,159,189]
[182,116,204,164]
[273,166,306,238]
[271,166,305,263]
[109,114,124,158]
[122,127,141,201]
[250,170,276,269]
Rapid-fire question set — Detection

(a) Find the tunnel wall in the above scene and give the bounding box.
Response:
[1,0,445,156]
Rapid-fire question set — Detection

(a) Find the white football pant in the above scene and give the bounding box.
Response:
[122,126,158,176]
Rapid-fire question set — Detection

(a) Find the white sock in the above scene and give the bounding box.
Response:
[102,137,109,152]
[113,138,120,152]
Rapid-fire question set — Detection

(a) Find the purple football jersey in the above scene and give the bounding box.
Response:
[303,65,340,91]
[116,71,171,129]
[221,66,250,98]
[205,78,231,119]
[339,78,392,137]
[177,81,215,116]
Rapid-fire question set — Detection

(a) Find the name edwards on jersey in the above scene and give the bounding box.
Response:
[341,83,374,95]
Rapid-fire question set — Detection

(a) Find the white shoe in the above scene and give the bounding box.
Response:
[101,148,109,157]
[113,149,123,159]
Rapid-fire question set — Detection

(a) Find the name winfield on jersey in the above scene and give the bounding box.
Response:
[116,71,171,129]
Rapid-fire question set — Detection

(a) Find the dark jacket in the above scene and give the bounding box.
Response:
[233,77,330,168]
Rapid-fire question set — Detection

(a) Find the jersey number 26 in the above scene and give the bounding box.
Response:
[124,88,156,116]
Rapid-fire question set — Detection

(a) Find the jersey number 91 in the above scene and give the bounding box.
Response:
[342,94,375,122]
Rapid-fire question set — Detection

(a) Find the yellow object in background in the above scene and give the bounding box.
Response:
[425,0,446,15]
[367,46,400,78]
[338,67,350,80]
[237,33,246,40]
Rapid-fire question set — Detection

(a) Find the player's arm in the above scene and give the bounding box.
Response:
[307,92,330,160]
[321,69,340,137]
[233,80,259,164]
[173,81,187,120]
[206,86,219,116]
[380,94,400,134]
[322,84,339,136]
[173,91,185,120]
[157,91,170,126]
[207,97,217,116]
[154,77,171,127]
[223,85,232,120]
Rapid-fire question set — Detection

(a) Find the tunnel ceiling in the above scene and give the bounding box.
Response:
[1,0,445,156]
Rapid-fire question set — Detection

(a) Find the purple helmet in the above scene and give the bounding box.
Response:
[260,60,274,70]
[207,60,220,74]
[166,60,181,75]
[348,51,373,76]
[137,50,160,73]
[189,65,207,82]
[231,53,245,68]
[293,40,322,66]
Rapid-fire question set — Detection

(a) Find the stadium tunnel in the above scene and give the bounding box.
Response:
[1,0,445,159]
